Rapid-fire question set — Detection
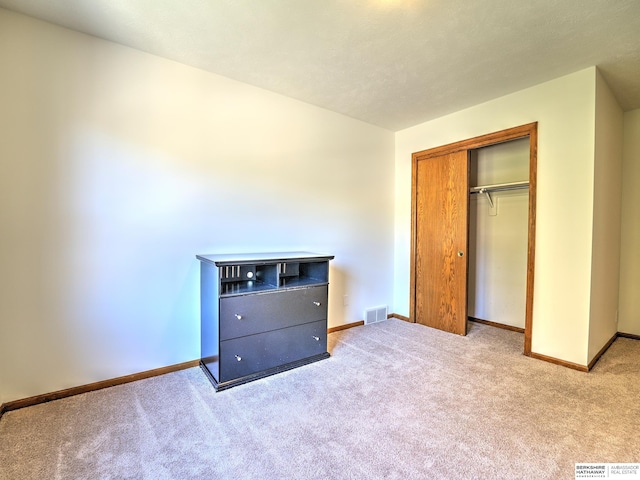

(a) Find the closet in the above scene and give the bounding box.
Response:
[410,123,537,354]
[468,138,530,331]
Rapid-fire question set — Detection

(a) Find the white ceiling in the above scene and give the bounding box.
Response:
[2,0,639,131]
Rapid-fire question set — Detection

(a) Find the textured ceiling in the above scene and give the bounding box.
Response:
[1,0,639,131]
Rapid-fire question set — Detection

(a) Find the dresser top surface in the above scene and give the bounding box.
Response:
[196,251,334,266]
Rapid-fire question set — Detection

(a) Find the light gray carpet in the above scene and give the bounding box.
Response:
[1,319,639,480]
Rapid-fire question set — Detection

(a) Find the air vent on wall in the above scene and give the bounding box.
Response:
[364,306,388,324]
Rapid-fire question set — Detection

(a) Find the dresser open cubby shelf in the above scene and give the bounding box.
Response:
[196,252,334,391]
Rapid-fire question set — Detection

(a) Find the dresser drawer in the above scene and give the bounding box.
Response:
[219,320,327,382]
[219,286,328,341]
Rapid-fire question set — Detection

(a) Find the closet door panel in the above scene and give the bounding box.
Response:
[414,151,468,335]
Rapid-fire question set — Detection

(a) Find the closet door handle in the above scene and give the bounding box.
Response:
[458,251,464,257]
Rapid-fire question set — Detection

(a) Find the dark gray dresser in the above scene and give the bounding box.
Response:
[196,252,334,391]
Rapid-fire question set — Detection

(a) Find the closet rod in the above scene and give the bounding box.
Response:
[469,180,529,194]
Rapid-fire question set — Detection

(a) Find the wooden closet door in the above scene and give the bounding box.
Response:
[414,151,468,335]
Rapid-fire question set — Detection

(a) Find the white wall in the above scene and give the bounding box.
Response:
[618,108,640,335]
[394,68,598,366]
[468,139,530,329]
[0,9,395,404]
[588,71,624,361]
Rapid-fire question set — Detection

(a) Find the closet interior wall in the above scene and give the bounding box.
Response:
[468,138,530,329]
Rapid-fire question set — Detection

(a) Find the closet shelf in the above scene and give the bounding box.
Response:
[469,181,529,194]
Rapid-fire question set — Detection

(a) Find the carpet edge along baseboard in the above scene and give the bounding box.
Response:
[3,325,634,420]
[0,359,200,417]
[0,322,368,419]
[327,320,364,333]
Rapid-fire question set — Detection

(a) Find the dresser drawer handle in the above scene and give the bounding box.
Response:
[234,314,243,320]
[312,336,320,341]
[313,301,321,306]
[235,355,242,362]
